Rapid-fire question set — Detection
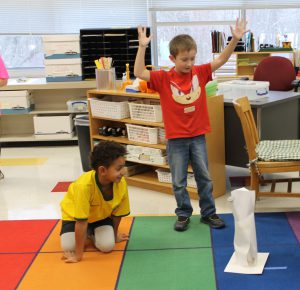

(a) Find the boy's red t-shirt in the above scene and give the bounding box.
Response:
[149,63,212,139]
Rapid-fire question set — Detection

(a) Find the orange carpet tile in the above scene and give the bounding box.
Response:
[18,217,133,290]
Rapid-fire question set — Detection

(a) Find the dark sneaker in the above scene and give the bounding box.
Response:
[174,216,190,232]
[201,214,225,229]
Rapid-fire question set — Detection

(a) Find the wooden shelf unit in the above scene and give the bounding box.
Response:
[0,79,96,143]
[213,51,295,79]
[87,89,226,199]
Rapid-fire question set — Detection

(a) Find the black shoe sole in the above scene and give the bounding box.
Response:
[174,218,190,232]
[174,226,188,232]
[200,218,225,229]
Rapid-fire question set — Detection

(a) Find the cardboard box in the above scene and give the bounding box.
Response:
[33,115,74,139]
[0,90,34,114]
[44,58,82,82]
[42,35,80,59]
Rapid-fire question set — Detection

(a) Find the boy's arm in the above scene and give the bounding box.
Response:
[63,220,87,263]
[74,220,88,261]
[211,18,248,72]
[112,215,129,243]
[134,27,151,81]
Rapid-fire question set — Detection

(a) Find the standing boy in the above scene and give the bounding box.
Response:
[134,19,248,231]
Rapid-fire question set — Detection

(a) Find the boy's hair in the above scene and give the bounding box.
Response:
[90,141,127,170]
[169,34,197,57]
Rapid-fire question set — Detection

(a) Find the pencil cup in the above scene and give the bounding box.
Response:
[96,68,116,90]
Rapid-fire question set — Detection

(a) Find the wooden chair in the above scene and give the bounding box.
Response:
[233,96,300,198]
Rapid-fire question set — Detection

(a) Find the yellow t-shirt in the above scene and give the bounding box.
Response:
[60,170,130,223]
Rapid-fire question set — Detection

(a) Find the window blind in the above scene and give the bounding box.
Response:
[0,0,149,34]
[149,0,300,10]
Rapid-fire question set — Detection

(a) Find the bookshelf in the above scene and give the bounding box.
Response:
[87,90,226,200]
[213,51,295,79]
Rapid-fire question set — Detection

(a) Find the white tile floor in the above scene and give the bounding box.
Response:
[0,145,299,221]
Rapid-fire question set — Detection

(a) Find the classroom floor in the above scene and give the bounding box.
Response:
[0,145,300,221]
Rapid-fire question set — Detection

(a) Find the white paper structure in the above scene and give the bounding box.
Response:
[225,187,269,274]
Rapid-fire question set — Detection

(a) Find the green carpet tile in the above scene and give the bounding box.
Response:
[126,215,211,250]
[116,216,216,290]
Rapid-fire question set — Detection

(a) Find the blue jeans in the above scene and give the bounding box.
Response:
[167,135,216,218]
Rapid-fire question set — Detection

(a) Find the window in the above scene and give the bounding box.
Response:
[246,8,300,49]
[153,10,239,67]
[2,2,300,72]
[0,35,44,69]
[151,6,300,68]
[0,0,148,70]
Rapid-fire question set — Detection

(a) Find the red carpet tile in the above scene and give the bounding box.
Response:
[51,181,72,192]
[0,220,58,253]
[287,212,300,243]
[0,253,35,290]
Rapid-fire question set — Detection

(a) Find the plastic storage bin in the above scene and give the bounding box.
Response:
[129,100,162,122]
[89,97,129,119]
[156,169,197,188]
[156,169,172,183]
[158,128,166,144]
[126,124,158,144]
[66,100,88,112]
[75,115,91,172]
[217,80,269,100]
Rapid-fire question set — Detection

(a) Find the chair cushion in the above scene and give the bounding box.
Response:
[253,56,296,91]
[256,140,300,161]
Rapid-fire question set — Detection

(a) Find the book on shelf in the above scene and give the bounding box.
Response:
[211,31,226,53]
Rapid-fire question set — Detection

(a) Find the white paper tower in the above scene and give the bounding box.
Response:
[225,187,269,274]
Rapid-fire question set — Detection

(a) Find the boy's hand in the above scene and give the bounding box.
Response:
[230,18,249,41]
[138,26,152,48]
[61,251,82,263]
[116,233,129,243]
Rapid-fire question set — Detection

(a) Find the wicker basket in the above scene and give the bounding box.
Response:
[89,98,129,119]
[126,124,158,144]
[129,101,162,122]
[156,169,197,188]
[187,173,197,188]
[127,145,166,156]
[158,128,166,144]
[156,169,172,184]
[127,153,167,165]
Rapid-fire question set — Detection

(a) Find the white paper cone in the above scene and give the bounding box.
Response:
[224,187,269,274]
[232,187,257,266]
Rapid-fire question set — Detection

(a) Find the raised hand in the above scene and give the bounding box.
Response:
[138,26,152,48]
[230,18,249,40]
